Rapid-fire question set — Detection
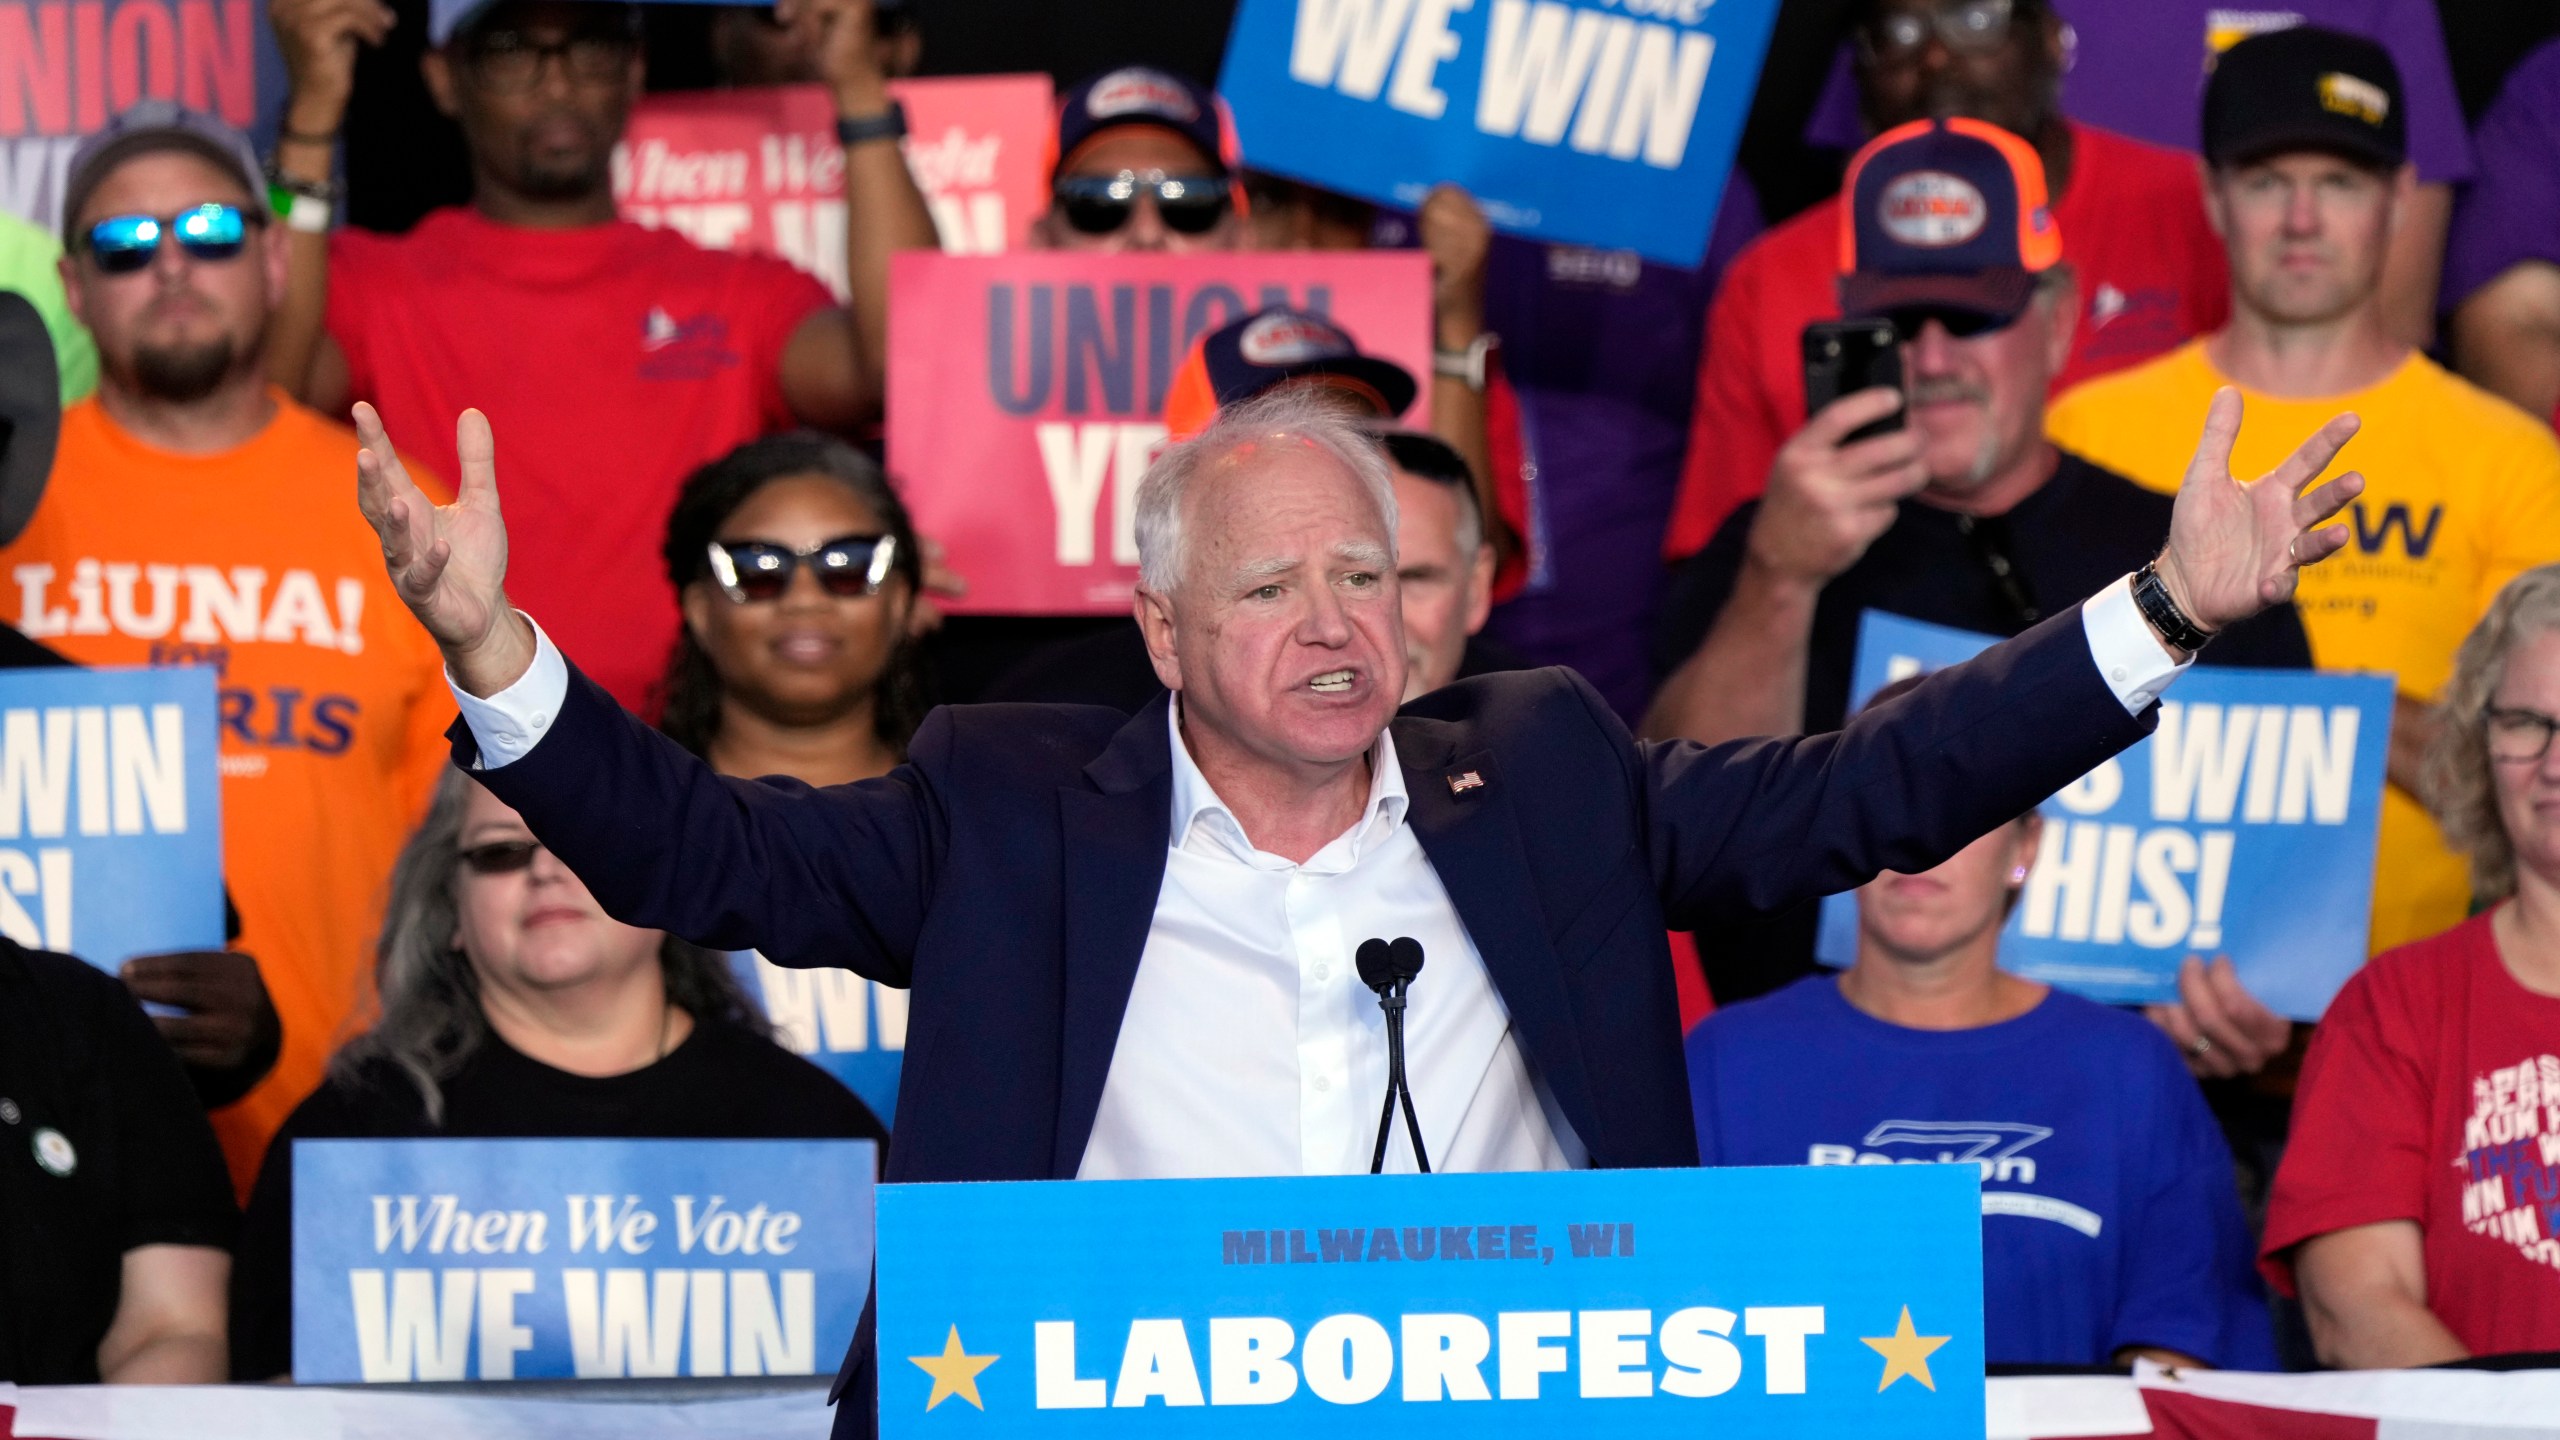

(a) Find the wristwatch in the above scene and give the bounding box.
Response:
[265,165,338,235]
[836,102,908,148]
[2132,561,2214,654]
[1433,333,1497,394]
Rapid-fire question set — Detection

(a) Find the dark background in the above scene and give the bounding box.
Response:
[348,0,2560,248]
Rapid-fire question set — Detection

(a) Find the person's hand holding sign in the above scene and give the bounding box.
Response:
[2151,387,2365,643]
[354,403,531,697]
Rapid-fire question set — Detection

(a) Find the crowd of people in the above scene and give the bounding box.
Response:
[0,0,2554,1396]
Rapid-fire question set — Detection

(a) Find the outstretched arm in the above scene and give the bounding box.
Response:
[1646,389,2366,924]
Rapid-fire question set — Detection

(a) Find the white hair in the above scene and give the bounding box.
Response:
[1133,386,1400,594]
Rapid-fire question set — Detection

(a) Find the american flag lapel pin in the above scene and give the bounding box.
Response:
[1446,770,1486,796]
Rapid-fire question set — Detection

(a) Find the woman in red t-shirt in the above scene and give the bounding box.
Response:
[2266,564,2560,1366]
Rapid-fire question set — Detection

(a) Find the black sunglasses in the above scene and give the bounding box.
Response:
[458,839,543,875]
[1054,170,1233,236]
[705,533,899,604]
[1885,306,2022,341]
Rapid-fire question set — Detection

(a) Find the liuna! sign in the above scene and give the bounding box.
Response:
[876,1164,1984,1436]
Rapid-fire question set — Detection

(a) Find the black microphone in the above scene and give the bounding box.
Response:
[1358,937,1430,1174]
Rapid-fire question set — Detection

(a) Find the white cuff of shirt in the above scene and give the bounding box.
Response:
[446,614,569,770]
[2082,573,2193,715]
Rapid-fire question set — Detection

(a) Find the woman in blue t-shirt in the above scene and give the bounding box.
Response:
[1685,706,2278,1369]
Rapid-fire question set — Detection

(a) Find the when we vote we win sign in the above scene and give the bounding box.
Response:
[1816,611,2388,1019]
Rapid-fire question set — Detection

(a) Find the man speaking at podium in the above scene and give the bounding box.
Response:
[353,383,2352,1374]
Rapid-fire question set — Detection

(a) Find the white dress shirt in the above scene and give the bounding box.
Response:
[450,575,2188,1176]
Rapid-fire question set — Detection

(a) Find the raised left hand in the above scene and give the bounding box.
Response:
[779,0,889,113]
[1418,183,1490,348]
[2155,387,2365,633]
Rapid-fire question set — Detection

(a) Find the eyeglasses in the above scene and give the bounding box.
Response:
[2486,706,2560,763]
[457,839,544,875]
[462,29,635,92]
[1054,170,1233,236]
[82,204,259,274]
[1860,0,2017,62]
[705,533,899,604]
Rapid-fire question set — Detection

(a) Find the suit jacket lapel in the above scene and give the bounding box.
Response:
[1053,693,1177,1177]
[1395,716,1606,1162]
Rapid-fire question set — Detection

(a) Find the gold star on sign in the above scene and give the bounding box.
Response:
[909,1325,999,1412]
[1861,1305,1952,1392]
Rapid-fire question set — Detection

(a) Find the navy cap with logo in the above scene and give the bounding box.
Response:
[1162,307,1417,440]
[59,101,264,247]
[1837,115,2062,327]
[1052,67,1229,183]
[2203,25,2405,171]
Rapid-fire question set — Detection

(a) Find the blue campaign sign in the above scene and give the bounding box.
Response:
[1217,0,1781,266]
[1814,611,2390,1019]
[0,664,222,971]
[292,1138,876,1383]
[876,1164,1983,1436]
[728,949,907,1121]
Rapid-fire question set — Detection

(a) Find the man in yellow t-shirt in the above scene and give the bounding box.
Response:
[2049,29,2560,956]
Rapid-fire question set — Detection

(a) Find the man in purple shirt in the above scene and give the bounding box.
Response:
[1474,180,1764,722]
[1801,0,2469,347]
[2445,37,2560,429]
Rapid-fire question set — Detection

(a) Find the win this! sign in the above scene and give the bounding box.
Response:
[878,1165,1983,1435]
[1220,0,1780,265]
[887,251,1431,614]
[292,1139,876,1382]
[0,665,221,970]
[1816,611,2390,1019]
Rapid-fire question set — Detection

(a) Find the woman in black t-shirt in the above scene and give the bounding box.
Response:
[228,770,886,1380]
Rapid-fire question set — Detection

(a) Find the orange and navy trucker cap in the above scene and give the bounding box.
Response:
[1162,307,1418,441]
[1049,67,1235,186]
[1836,116,2063,328]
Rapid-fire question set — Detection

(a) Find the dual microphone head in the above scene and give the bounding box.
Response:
[1357,937,1430,1174]
[1355,936,1426,998]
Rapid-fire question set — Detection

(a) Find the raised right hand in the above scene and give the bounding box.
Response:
[269,0,395,136]
[354,404,532,695]
[1745,387,1928,586]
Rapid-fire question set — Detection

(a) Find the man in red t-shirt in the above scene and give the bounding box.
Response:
[1663,0,2228,558]
[262,0,937,706]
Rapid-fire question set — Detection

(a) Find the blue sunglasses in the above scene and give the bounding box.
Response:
[83,204,258,274]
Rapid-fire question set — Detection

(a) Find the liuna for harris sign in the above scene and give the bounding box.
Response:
[292,1138,876,1382]
[876,1164,1983,1435]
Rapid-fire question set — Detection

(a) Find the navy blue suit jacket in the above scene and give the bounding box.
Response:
[463,605,2151,1182]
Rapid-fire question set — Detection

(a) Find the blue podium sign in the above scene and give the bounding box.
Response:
[292,1138,876,1383]
[876,1164,1983,1435]
[1815,610,2390,1019]
[1217,0,1781,265]
[0,664,221,972]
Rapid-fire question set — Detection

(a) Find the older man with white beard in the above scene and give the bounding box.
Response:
[1645,116,2315,1014]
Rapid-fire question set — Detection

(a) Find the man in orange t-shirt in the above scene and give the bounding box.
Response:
[1663,0,2229,559]
[0,106,453,1191]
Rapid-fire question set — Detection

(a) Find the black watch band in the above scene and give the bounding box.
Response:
[835,102,908,148]
[2132,561,2214,653]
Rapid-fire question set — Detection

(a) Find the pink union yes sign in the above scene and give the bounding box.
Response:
[888,250,1433,614]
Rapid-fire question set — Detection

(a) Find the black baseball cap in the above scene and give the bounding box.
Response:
[2204,26,2406,170]
[1051,67,1230,183]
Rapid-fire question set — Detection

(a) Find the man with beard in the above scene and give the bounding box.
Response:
[2051,28,2560,961]
[1646,119,2311,1024]
[262,0,938,709]
[0,105,458,1191]
[1663,0,2232,557]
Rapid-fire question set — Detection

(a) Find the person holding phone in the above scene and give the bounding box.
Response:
[1645,118,2313,1019]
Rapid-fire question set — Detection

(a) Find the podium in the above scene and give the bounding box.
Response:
[876,1164,1984,1435]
